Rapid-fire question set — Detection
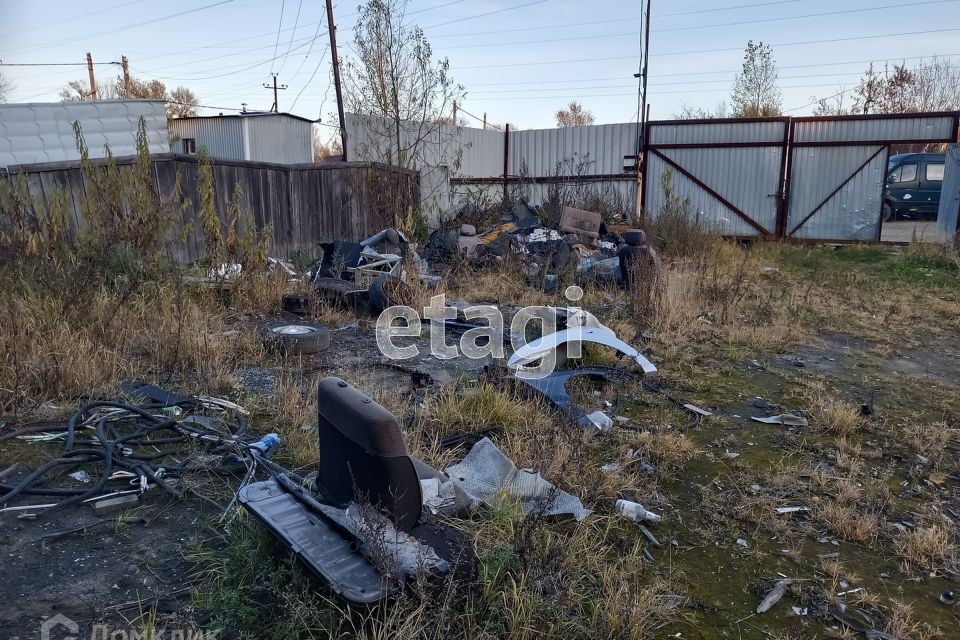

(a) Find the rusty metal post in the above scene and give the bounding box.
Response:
[503,123,510,206]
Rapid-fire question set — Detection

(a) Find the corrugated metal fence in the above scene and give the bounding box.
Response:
[345,113,640,225]
[3,153,417,261]
[643,112,960,242]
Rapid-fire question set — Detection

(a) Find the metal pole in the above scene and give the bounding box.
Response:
[503,123,510,206]
[326,0,348,160]
[635,0,651,222]
[86,52,97,100]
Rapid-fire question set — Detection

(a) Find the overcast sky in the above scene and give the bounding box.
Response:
[2,0,958,143]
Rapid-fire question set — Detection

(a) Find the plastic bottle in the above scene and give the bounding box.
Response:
[615,499,662,524]
[248,433,281,456]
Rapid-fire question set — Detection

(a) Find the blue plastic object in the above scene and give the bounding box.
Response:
[249,433,281,456]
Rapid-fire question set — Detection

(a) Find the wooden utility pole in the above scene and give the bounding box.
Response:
[325,0,347,160]
[263,73,288,112]
[121,55,130,97]
[452,100,457,125]
[483,112,487,130]
[86,52,97,100]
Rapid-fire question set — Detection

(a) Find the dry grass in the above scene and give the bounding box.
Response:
[815,501,881,542]
[0,282,266,412]
[905,421,956,466]
[801,386,863,437]
[418,383,546,437]
[894,524,953,569]
[628,431,698,470]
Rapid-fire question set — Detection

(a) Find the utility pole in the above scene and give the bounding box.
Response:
[121,55,130,97]
[635,0,651,223]
[325,0,347,159]
[86,52,97,100]
[483,112,487,130]
[452,100,457,125]
[263,73,287,112]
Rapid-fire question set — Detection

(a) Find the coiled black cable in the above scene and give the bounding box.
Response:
[0,397,251,516]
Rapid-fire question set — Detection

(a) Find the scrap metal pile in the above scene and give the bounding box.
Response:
[421,202,661,291]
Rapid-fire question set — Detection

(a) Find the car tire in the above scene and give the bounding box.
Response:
[882,202,894,222]
[368,275,414,314]
[259,322,331,355]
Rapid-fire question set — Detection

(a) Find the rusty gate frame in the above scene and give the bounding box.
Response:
[641,111,960,242]
[642,116,790,237]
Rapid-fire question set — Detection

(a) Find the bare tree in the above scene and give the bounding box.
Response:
[345,0,462,166]
[0,72,12,102]
[167,86,199,118]
[344,0,464,231]
[674,101,729,119]
[59,79,118,102]
[555,101,595,127]
[730,41,782,117]
[812,57,960,116]
[60,74,200,119]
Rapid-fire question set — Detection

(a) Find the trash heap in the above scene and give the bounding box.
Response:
[420,201,661,291]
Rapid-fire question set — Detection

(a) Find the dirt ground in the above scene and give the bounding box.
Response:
[3,242,960,639]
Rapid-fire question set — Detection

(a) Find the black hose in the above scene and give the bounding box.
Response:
[0,396,250,515]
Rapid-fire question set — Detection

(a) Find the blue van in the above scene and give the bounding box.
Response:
[883,153,945,221]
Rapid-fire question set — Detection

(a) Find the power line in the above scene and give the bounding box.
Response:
[289,47,329,111]
[135,21,326,65]
[468,69,938,94]
[427,0,809,39]
[465,81,907,101]
[424,0,548,28]
[0,0,148,38]
[457,105,503,130]
[657,0,802,17]
[429,16,640,39]
[0,61,120,67]
[131,35,319,82]
[288,13,327,82]
[137,34,318,74]
[277,0,306,76]
[447,3,959,53]
[270,0,287,74]
[443,30,637,50]
[455,27,960,69]
[10,0,238,57]
[657,0,959,34]
[407,0,471,16]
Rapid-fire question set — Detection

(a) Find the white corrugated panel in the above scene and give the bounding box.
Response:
[0,100,168,168]
[657,146,782,233]
[245,115,313,164]
[936,145,960,241]
[793,115,956,144]
[510,122,639,177]
[169,116,245,159]
[455,125,503,177]
[788,145,885,240]
[649,120,785,145]
[645,152,760,236]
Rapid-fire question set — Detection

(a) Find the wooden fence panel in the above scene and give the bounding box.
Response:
[1,153,418,262]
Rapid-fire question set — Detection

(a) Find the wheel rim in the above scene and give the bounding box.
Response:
[272,325,315,335]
